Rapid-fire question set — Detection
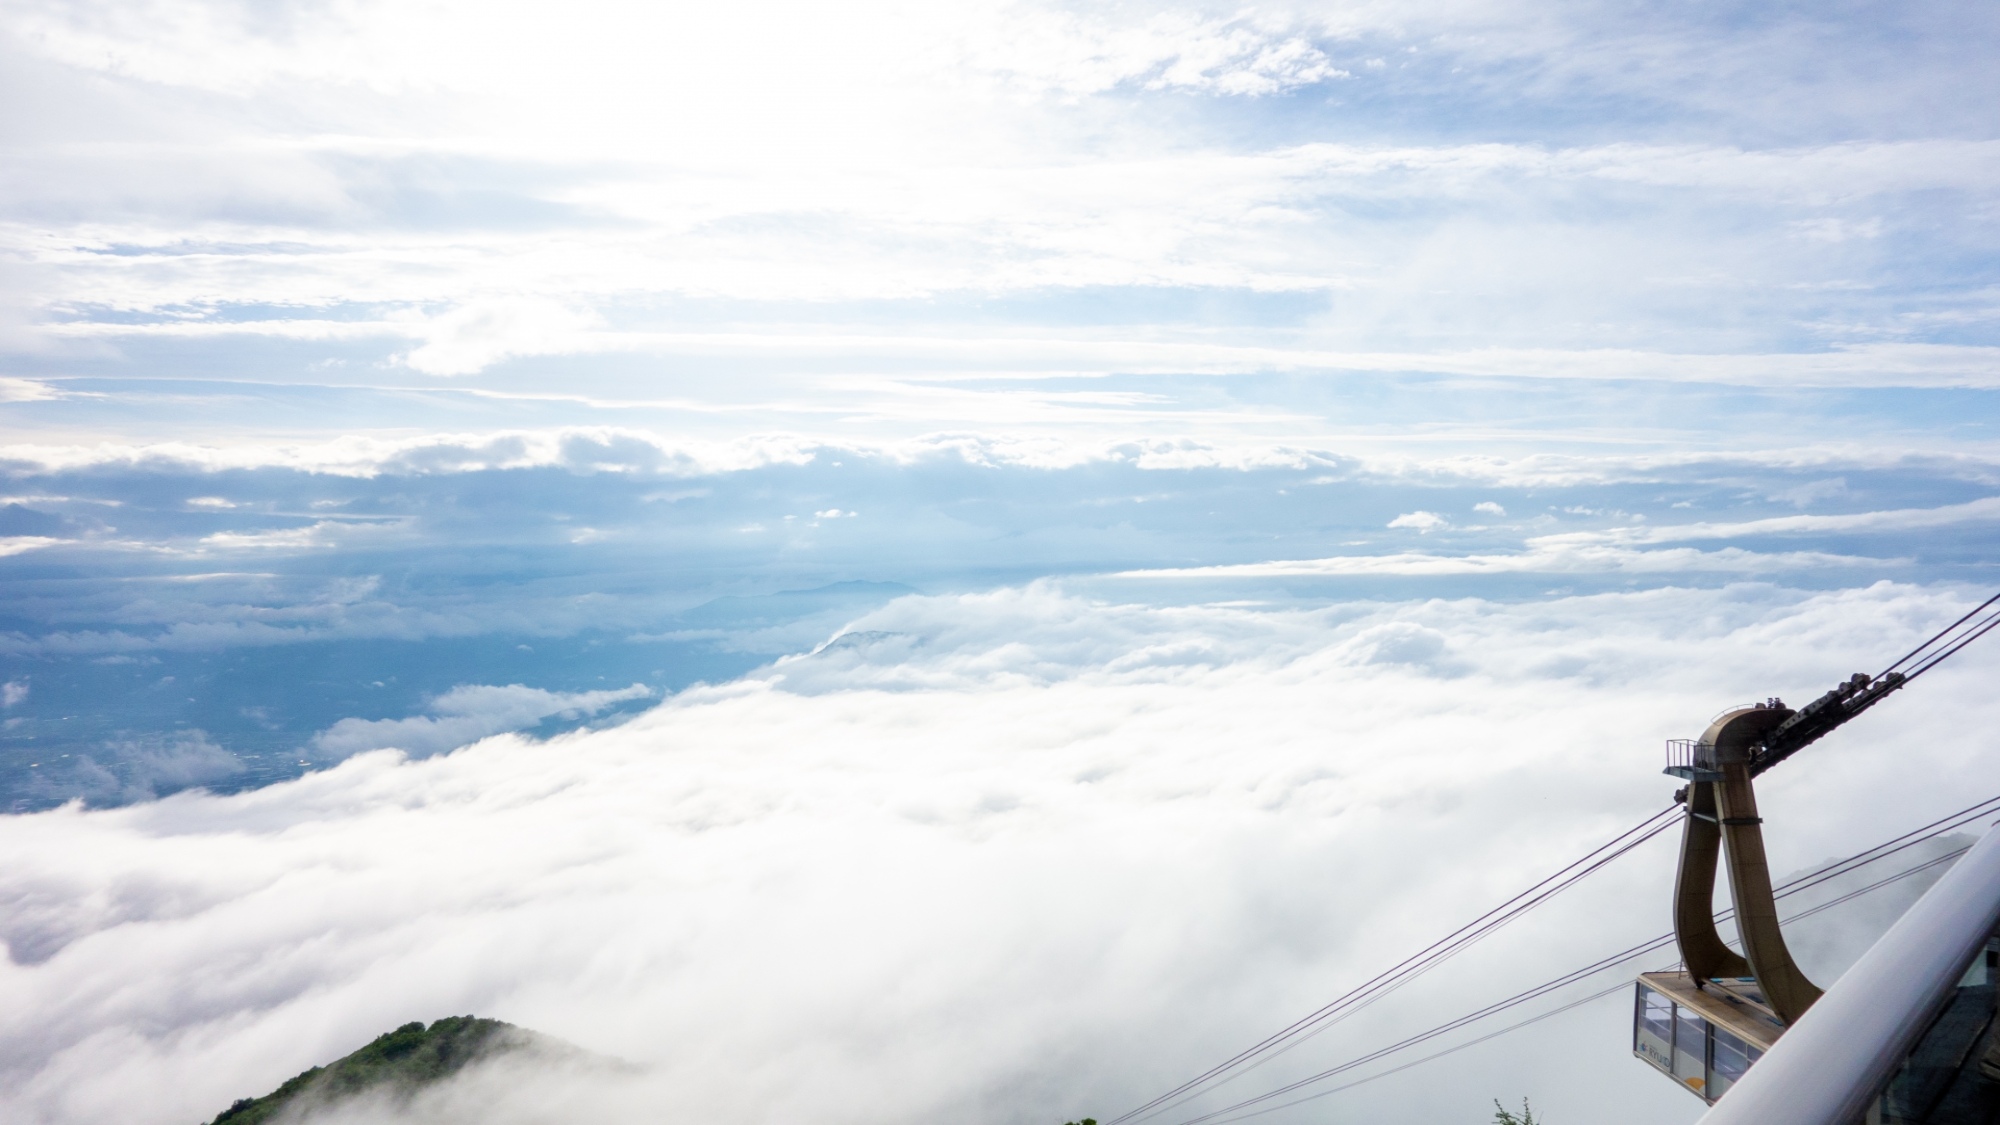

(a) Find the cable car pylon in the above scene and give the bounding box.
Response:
[1636,591,2000,1104]
[1097,593,2000,1125]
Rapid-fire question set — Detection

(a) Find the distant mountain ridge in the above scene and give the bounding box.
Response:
[205,1016,574,1125]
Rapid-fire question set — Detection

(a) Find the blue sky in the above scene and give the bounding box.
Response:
[2,2,1999,1124]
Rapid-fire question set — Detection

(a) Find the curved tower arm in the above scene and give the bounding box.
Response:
[1670,705,1822,1024]
[1674,779,1752,982]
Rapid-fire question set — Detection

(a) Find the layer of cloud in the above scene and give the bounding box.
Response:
[4,583,1996,1125]
[395,300,604,378]
[1118,542,1879,580]
[310,683,653,760]
[5,4,1999,388]
[0,428,831,478]
[1118,493,2000,580]
[0,436,1989,673]
[8,425,2000,483]
[1595,495,2000,544]
[21,731,247,811]
[31,314,2000,387]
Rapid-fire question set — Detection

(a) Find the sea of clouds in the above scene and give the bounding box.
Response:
[4,580,1994,1125]
[3,1,1997,1122]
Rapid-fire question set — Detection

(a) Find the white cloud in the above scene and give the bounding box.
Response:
[309,682,653,759]
[0,429,830,479]
[5,0,1355,107]
[1120,495,2000,581]
[43,309,2000,389]
[195,523,340,551]
[1388,510,1449,532]
[1117,542,1880,580]
[62,731,245,807]
[0,0,1994,407]
[963,8,1346,96]
[1,583,1994,1125]
[0,378,59,403]
[1474,501,1506,516]
[0,428,1993,491]
[396,299,604,377]
[0,537,64,558]
[1575,495,2000,546]
[1791,216,1884,243]
[1,681,26,707]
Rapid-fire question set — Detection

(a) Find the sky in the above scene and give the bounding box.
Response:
[2,1,1999,1123]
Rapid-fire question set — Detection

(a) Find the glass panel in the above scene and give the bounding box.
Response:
[1712,1027,1752,1081]
[1876,953,2000,1123]
[1959,954,1988,988]
[1673,1007,1710,1095]
[1710,1026,1753,1102]
[1634,985,1674,1073]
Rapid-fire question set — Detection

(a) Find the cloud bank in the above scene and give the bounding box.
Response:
[309,683,652,760]
[4,582,1996,1125]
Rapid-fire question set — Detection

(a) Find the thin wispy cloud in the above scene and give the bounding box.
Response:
[5,2,1999,404]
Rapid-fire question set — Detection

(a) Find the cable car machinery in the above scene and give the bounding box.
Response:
[1095,596,2000,1125]
[1636,594,2000,1105]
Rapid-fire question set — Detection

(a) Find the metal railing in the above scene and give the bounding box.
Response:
[1665,738,1722,781]
[1697,819,2000,1125]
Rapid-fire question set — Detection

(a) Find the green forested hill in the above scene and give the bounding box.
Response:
[205,1016,564,1125]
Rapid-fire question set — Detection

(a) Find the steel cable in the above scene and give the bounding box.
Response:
[1111,599,2000,1125]
[1883,591,2000,680]
[1107,805,1682,1125]
[1182,845,1976,1125]
[1152,799,2000,1125]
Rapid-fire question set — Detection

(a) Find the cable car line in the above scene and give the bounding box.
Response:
[1195,979,1637,1125]
[1184,845,1975,1125]
[1110,596,1999,1125]
[1749,591,2000,777]
[1120,788,1928,1120]
[1732,794,2000,908]
[1122,787,1975,1125]
[1775,846,1967,928]
[1105,804,1684,1125]
[1883,590,2000,682]
[1156,799,1998,1125]
[1164,808,1683,1098]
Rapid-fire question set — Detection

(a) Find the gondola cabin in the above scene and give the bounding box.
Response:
[1633,972,1777,1103]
